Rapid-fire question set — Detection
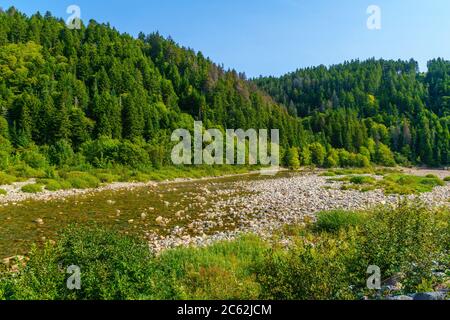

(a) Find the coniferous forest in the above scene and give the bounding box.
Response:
[0,7,449,174]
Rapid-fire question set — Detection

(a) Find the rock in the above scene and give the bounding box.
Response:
[106,200,116,205]
[128,219,134,224]
[155,216,166,226]
[141,213,147,220]
[34,218,44,225]
[413,292,447,300]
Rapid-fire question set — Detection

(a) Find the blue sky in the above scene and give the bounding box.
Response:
[2,0,449,77]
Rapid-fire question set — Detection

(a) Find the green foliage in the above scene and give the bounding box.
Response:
[255,59,450,167]
[0,203,448,300]
[0,172,16,185]
[0,188,7,195]
[285,147,300,169]
[349,176,376,185]
[0,226,157,300]
[256,231,359,300]
[309,142,326,166]
[380,173,445,195]
[20,148,48,170]
[61,172,100,189]
[21,183,43,193]
[358,202,447,291]
[315,210,367,233]
[375,143,396,167]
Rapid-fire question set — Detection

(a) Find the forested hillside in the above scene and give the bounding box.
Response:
[0,7,449,175]
[0,7,308,172]
[254,59,450,166]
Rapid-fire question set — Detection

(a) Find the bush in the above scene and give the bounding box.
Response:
[256,231,359,300]
[1,204,447,300]
[349,176,376,185]
[380,174,444,194]
[62,172,100,189]
[21,183,43,193]
[20,148,49,169]
[309,143,326,167]
[0,226,157,300]
[47,140,75,167]
[444,176,450,182]
[375,143,396,167]
[316,210,367,233]
[299,146,312,166]
[285,147,300,169]
[0,172,16,185]
[0,188,6,196]
[117,141,150,168]
[40,179,71,191]
[359,202,446,291]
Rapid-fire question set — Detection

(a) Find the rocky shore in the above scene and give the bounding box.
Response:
[146,170,450,253]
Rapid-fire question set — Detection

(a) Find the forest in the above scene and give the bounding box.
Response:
[0,7,449,178]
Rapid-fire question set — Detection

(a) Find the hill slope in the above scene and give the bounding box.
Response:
[254,59,450,166]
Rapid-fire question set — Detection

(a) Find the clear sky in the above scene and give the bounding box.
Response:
[1,0,449,77]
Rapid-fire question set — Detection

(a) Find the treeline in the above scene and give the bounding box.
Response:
[254,59,450,167]
[0,7,449,172]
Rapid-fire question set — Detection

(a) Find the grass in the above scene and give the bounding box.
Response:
[315,210,368,233]
[0,202,448,300]
[3,165,256,193]
[444,176,450,182]
[20,184,43,194]
[0,172,16,185]
[0,189,7,196]
[379,174,445,194]
[330,173,445,195]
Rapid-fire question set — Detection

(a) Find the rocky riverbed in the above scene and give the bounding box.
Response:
[146,170,450,253]
[0,168,449,258]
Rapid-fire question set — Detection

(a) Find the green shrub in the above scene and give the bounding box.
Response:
[256,231,359,300]
[0,188,7,195]
[155,236,267,300]
[285,147,300,169]
[94,172,120,183]
[41,179,71,191]
[380,174,444,194]
[63,172,100,189]
[444,176,450,182]
[47,139,75,166]
[0,172,16,185]
[20,149,48,169]
[358,202,446,292]
[316,210,367,233]
[21,183,43,193]
[0,226,157,300]
[309,143,326,167]
[349,176,376,185]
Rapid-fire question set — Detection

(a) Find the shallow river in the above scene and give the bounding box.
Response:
[0,172,287,259]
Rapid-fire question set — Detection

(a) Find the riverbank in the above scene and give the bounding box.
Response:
[0,166,264,205]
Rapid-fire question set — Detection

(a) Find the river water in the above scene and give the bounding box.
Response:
[0,172,286,259]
